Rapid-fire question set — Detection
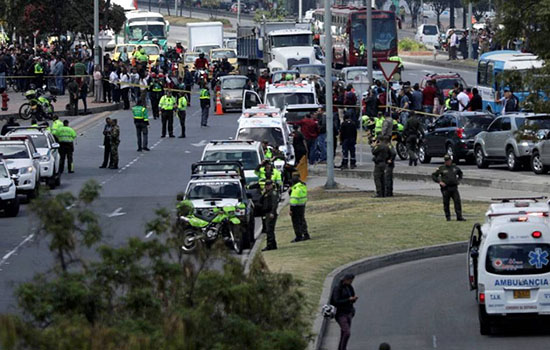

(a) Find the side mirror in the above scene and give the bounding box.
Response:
[51,143,60,149]
[33,152,41,159]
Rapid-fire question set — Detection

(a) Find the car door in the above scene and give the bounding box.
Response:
[430,115,451,155]
[493,117,512,158]
[483,117,502,156]
[242,90,262,110]
[48,133,60,172]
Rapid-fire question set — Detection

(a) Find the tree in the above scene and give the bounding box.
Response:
[403,0,422,28]
[0,182,310,350]
[427,0,449,29]
[449,0,456,28]
[202,0,220,18]
[375,0,387,10]
[471,0,492,21]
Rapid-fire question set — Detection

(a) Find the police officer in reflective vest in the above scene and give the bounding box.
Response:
[290,175,310,243]
[358,39,365,65]
[432,154,466,221]
[374,113,384,140]
[133,96,149,152]
[54,120,76,174]
[199,85,211,127]
[148,73,164,119]
[255,160,283,190]
[159,90,176,138]
[34,57,44,87]
[177,93,188,138]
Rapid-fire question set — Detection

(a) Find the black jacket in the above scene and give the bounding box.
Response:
[261,188,279,216]
[468,94,483,111]
[432,164,463,187]
[339,120,357,143]
[372,143,391,165]
[331,282,356,316]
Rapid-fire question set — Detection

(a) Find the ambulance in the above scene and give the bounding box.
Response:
[468,197,550,335]
[242,81,318,111]
[236,106,295,166]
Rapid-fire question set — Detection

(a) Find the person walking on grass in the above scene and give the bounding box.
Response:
[289,175,310,243]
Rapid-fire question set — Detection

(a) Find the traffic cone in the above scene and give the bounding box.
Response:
[215,90,223,115]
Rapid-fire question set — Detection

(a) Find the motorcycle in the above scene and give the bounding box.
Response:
[393,131,409,161]
[19,87,57,121]
[179,203,245,254]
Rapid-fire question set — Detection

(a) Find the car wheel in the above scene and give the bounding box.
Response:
[475,146,489,169]
[506,148,520,171]
[531,151,548,174]
[27,184,39,200]
[478,306,493,336]
[5,197,20,217]
[419,144,431,164]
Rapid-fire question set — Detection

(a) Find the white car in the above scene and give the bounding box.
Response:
[7,127,61,188]
[0,137,41,200]
[0,157,19,217]
[468,197,550,335]
[237,106,295,165]
[243,80,318,111]
[415,24,440,49]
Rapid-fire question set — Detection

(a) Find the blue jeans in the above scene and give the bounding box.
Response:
[0,72,6,89]
[315,133,327,162]
[56,76,64,94]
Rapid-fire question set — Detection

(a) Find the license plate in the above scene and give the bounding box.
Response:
[513,290,531,299]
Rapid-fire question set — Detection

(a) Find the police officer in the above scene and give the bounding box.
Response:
[404,112,421,166]
[54,120,76,174]
[261,179,279,252]
[99,117,112,168]
[290,175,310,243]
[159,90,176,138]
[338,113,357,169]
[177,91,188,138]
[199,84,211,127]
[133,96,149,152]
[358,39,365,65]
[109,119,120,169]
[148,73,164,120]
[262,140,274,160]
[33,57,44,87]
[432,154,466,221]
[255,160,283,190]
[373,112,384,141]
[372,136,391,198]
[183,66,193,107]
[385,142,397,197]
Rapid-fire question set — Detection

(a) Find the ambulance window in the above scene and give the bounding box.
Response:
[486,244,550,275]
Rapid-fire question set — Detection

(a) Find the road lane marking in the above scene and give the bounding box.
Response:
[145,231,154,239]
[191,140,207,147]
[0,234,35,270]
[432,335,437,349]
[106,207,126,217]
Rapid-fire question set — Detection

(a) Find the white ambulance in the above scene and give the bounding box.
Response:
[468,197,550,335]
[242,81,318,111]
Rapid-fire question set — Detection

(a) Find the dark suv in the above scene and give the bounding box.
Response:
[419,112,495,164]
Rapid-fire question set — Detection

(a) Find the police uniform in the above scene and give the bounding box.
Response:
[132,104,149,151]
[109,123,120,169]
[261,180,280,251]
[290,179,310,242]
[372,140,391,197]
[177,95,188,138]
[199,87,211,127]
[432,155,466,221]
[385,143,397,197]
[148,79,164,119]
[54,123,76,173]
[159,94,176,137]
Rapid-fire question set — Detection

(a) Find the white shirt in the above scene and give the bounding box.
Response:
[457,91,470,112]
[120,73,130,89]
[450,33,458,47]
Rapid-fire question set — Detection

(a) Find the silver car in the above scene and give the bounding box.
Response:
[218,75,248,112]
[474,113,550,171]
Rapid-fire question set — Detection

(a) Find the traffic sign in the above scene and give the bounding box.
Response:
[378,60,400,81]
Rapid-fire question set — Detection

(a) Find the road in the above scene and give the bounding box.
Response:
[348,254,550,350]
[0,91,245,314]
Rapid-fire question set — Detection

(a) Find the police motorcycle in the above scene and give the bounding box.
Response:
[19,85,57,121]
[178,199,246,254]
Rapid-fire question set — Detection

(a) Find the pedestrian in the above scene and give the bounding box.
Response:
[431,154,466,221]
[422,80,437,114]
[397,89,410,125]
[109,119,120,169]
[343,84,358,126]
[381,112,394,140]
[456,86,470,112]
[67,78,79,116]
[295,112,319,165]
[338,114,357,169]
[54,120,76,174]
[331,273,357,350]
[110,68,121,104]
[130,67,140,103]
[79,79,88,114]
[159,90,176,137]
[261,179,279,252]
[404,113,421,166]
[199,84,211,127]
[120,67,131,110]
[132,96,150,152]
[177,91,188,138]
[54,56,65,95]
[93,65,102,103]
[99,117,112,168]
[183,66,193,107]
[102,65,112,103]
[289,175,310,243]
[467,88,483,111]
[496,87,520,114]
[410,83,423,112]
[372,136,391,198]
[1,116,19,135]
[385,142,396,197]
[292,126,309,182]
[358,39,365,65]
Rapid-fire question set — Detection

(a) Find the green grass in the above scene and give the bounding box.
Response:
[263,190,488,312]
[398,37,429,52]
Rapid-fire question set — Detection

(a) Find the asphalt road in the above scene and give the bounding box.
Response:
[349,254,550,350]
[402,61,476,87]
[0,92,244,314]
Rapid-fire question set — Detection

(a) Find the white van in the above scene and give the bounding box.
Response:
[242,81,318,111]
[415,24,440,49]
[468,197,550,335]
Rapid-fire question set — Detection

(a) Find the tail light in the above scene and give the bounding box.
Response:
[479,283,485,304]
[532,231,542,238]
[456,127,464,139]
[479,292,485,304]
[498,232,508,239]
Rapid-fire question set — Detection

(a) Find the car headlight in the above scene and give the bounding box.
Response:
[41,154,51,162]
[19,166,33,174]
[0,183,12,193]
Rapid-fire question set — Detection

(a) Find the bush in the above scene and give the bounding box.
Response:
[209,17,232,26]
[398,38,428,52]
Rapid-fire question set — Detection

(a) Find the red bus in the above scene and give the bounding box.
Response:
[313,6,398,68]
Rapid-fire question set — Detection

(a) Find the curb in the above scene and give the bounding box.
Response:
[309,241,467,350]
[308,167,550,194]
[402,56,477,72]
[0,103,120,121]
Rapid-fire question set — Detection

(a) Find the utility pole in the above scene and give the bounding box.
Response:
[367,0,373,84]
[324,0,335,189]
[94,0,100,67]
[237,0,241,24]
[175,0,178,15]
[449,0,455,28]
[299,0,303,22]
[467,1,473,59]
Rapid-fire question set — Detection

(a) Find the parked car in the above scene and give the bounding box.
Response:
[419,112,495,164]
[530,132,550,174]
[474,113,550,171]
[420,72,468,98]
[415,24,440,49]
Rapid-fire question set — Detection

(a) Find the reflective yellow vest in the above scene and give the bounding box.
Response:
[132,105,149,121]
[159,95,176,110]
[34,63,43,74]
[54,126,76,143]
[178,96,188,111]
[256,167,282,188]
[374,116,384,135]
[199,89,210,99]
[290,182,307,206]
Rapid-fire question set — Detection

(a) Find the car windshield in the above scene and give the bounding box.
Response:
[203,150,259,170]
[0,145,29,159]
[486,244,550,275]
[24,134,48,148]
[211,50,237,59]
[185,54,200,63]
[266,93,315,106]
[346,69,367,81]
[272,71,298,83]
[237,127,285,147]
[423,25,438,35]
[128,24,165,40]
[436,78,464,90]
[196,45,220,54]
[116,45,136,53]
[461,115,494,129]
[142,46,160,55]
[271,34,311,48]
[525,116,550,130]
[0,164,8,178]
[186,181,242,200]
[221,78,247,90]
[297,66,325,77]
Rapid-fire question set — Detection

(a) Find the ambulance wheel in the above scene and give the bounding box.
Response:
[478,306,492,335]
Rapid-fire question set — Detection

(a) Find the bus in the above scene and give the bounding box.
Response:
[477,51,545,113]
[312,6,398,67]
[124,10,170,51]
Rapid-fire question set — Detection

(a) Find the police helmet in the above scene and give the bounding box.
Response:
[199,52,205,58]
[25,89,37,99]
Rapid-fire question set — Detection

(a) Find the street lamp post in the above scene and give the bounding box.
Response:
[367,0,373,84]
[325,0,335,188]
[467,1,473,59]
[94,0,100,67]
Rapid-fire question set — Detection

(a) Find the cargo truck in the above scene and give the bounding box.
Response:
[187,22,224,54]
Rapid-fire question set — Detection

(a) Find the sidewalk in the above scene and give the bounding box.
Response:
[0,88,119,121]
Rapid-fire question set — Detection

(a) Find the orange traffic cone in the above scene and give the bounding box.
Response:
[215,90,223,115]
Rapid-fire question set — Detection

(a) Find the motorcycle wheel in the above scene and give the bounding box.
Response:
[181,229,198,253]
[228,224,243,255]
[18,103,33,120]
[397,142,409,160]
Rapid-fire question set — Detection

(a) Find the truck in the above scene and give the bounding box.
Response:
[237,21,322,73]
[124,10,170,51]
[186,22,224,54]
